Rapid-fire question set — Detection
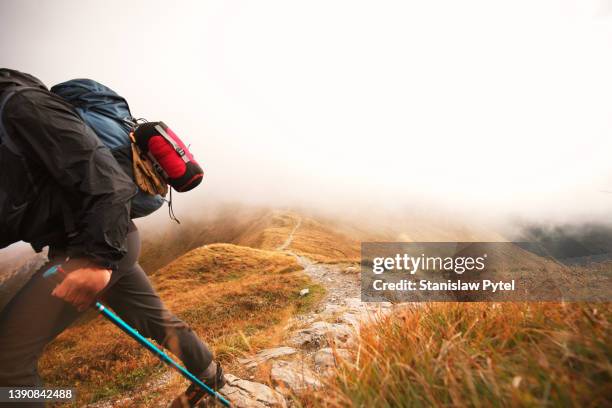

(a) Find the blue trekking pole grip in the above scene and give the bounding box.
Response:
[43,265,231,407]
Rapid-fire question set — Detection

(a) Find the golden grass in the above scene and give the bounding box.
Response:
[140,207,366,271]
[138,205,270,273]
[39,243,324,406]
[153,243,302,289]
[227,209,362,263]
[36,207,610,407]
[307,302,611,408]
[235,211,298,250]
[286,217,361,263]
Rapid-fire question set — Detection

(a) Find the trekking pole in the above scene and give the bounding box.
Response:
[43,265,231,407]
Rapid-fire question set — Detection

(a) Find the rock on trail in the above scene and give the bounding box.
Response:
[238,347,298,370]
[221,375,287,408]
[271,360,321,395]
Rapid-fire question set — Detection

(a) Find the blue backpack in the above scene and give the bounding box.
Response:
[51,79,164,219]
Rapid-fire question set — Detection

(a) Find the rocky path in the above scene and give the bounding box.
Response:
[224,217,392,407]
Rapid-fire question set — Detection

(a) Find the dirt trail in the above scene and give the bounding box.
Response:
[227,216,392,406]
[282,224,361,306]
[276,218,302,251]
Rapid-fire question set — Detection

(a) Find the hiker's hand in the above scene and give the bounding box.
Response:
[51,261,111,311]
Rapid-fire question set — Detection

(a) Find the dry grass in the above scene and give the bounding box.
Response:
[38,207,349,406]
[137,206,362,272]
[33,208,610,407]
[234,210,298,250]
[232,209,362,263]
[39,243,324,406]
[308,302,611,408]
[138,205,270,273]
[153,243,301,288]
[287,217,361,263]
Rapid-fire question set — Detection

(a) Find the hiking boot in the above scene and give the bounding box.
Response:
[168,361,226,408]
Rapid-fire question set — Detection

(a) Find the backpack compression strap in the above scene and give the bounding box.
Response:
[154,124,189,163]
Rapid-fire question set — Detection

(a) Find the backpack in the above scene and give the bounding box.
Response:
[50,79,166,219]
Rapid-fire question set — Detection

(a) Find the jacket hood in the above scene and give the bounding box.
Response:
[0,68,47,94]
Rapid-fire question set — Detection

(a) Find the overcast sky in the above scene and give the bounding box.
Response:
[1,0,611,225]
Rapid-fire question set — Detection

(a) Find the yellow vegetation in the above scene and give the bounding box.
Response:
[34,208,610,406]
[310,302,611,407]
[39,243,323,405]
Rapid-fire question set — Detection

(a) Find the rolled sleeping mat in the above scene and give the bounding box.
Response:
[133,121,204,192]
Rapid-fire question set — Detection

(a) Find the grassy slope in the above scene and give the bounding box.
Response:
[39,221,325,405]
[286,217,361,263]
[236,210,365,263]
[38,208,363,405]
[36,207,611,407]
[137,207,365,273]
[304,217,612,407]
[310,302,611,407]
[138,205,271,273]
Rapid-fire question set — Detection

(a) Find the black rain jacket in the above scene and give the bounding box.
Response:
[0,69,137,269]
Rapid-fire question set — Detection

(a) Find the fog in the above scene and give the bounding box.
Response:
[2,0,612,228]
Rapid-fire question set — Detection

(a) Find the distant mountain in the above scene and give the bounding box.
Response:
[516,222,612,265]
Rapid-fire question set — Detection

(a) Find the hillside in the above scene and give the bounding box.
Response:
[39,241,324,406]
[313,302,611,407]
[138,205,272,273]
[139,207,368,273]
[37,208,358,406]
[235,211,363,263]
[34,208,375,406]
[7,206,608,407]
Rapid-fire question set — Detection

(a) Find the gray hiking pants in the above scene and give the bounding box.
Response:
[0,224,213,406]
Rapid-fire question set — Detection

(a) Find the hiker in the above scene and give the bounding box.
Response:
[0,69,223,407]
